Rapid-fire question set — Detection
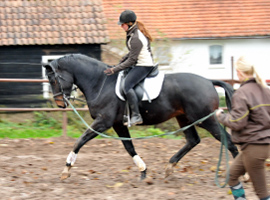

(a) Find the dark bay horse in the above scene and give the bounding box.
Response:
[43,54,238,180]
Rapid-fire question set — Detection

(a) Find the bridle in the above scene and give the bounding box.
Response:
[46,68,69,107]
[46,67,87,106]
[46,64,109,106]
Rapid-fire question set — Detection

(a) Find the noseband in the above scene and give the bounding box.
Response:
[46,70,68,106]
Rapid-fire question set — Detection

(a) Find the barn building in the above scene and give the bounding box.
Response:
[0,0,108,107]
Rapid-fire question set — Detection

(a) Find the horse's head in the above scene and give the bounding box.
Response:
[42,60,74,108]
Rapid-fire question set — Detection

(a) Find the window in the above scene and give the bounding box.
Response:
[209,45,223,65]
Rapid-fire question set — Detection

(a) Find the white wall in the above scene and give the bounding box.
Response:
[166,38,270,80]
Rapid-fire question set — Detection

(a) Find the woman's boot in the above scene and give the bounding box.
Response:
[230,182,246,200]
[126,89,143,126]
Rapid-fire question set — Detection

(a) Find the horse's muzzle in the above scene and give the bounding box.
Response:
[54,96,69,108]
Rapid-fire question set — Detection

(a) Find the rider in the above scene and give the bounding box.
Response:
[104,10,155,126]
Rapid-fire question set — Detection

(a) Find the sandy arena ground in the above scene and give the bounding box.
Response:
[0,137,267,200]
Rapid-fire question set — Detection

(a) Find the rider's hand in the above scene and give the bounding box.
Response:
[104,67,114,75]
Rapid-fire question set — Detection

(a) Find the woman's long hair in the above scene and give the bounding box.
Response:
[137,21,153,42]
[236,56,268,88]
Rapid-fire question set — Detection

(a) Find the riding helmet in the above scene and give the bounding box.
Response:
[117,10,137,25]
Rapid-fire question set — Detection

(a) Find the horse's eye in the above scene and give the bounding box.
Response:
[49,77,56,85]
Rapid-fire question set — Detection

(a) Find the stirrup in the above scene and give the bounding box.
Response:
[123,115,130,126]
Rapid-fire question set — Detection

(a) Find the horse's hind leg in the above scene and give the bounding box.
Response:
[165,116,200,178]
[199,116,238,158]
[113,123,147,180]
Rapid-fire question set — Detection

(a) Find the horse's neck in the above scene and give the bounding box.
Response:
[72,63,115,104]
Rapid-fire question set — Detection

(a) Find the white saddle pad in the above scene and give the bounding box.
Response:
[115,71,165,101]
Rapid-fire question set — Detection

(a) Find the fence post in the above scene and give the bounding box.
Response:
[62,111,67,137]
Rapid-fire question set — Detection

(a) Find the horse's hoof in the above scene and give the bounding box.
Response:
[165,163,176,178]
[61,172,71,180]
[140,169,147,180]
[143,177,154,185]
[61,166,72,180]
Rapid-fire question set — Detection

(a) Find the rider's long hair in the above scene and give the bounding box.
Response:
[236,56,268,88]
[137,21,153,42]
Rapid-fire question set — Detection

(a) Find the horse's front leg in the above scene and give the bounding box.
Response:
[113,123,147,180]
[61,120,107,180]
[61,128,98,180]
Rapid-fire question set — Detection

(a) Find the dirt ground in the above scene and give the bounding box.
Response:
[0,137,268,200]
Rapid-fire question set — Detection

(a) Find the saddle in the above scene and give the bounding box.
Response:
[115,64,165,103]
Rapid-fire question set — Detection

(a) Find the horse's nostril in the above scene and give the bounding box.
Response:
[58,105,66,109]
[55,100,66,109]
[56,102,66,108]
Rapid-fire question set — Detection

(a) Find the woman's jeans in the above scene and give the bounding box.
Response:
[229,144,270,199]
[123,66,154,95]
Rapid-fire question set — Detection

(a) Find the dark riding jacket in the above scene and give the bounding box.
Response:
[113,23,154,73]
[217,78,270,148]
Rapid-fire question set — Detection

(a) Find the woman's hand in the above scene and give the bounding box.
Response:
[215,109,224,117]
[104,67,114,75]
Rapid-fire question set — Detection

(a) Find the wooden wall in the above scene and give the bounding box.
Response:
[0,44,101,108]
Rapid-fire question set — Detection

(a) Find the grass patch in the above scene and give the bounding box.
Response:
[0,107,220,139]
[128,126,183,139]
[0,119,211,140]
[0,119,183,140]
[0,120,62,139]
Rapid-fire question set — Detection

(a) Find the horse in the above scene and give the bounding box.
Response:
[43,54,238,180]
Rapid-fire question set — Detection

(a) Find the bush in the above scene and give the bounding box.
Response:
[33,112,61,129]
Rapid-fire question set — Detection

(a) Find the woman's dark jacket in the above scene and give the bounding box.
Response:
[113,24,154,73]
[217,78,270,147]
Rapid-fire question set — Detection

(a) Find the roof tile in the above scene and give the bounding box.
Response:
[103,0,270,39]
[0,0,108,46]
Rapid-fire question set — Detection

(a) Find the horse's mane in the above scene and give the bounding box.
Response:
[51,54,108,70]
[60,54,99,65]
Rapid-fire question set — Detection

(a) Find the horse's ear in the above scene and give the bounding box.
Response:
[42,63,54,73]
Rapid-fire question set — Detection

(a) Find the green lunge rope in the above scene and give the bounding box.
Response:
[214,124,230,188]
[66,98,230,187]
[65,98,216,140]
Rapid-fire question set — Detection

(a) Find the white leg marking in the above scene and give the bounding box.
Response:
[66,151,77,166]
[133,155,146,171]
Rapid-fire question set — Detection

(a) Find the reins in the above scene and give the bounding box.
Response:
[63,75,107,104]
[67,96,87,103]
[65,97,230,187]
[89,75,108,103]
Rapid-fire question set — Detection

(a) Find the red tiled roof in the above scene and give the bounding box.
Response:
[103,0,270,40]
[0,0,109,46]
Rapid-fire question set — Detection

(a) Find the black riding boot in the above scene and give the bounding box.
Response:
[126,89,143,126]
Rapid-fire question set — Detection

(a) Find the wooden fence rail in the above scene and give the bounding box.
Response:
[4,77,267,137]
[0,78,49,83]
[0,78,88,137]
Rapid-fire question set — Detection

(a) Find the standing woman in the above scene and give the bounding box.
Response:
[216,56,270,200]
[104,10,155,126]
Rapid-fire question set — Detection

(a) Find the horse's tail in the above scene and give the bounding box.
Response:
[210,80,234,111]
